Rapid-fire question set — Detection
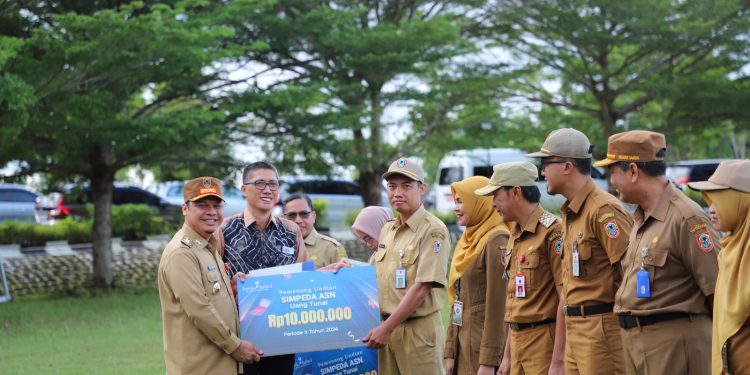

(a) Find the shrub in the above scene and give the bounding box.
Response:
[311,199,328,228]
[0,204,176,246]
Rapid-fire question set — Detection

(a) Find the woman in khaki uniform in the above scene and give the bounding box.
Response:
[688,159,750,375]
[444,176,510,375]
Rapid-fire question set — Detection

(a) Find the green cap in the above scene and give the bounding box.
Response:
[526,128,593,159]
[474,161,539,196]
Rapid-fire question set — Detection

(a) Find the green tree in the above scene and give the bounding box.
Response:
[218,0,509,204]
[490,0,750,155]
[0,1,241,290]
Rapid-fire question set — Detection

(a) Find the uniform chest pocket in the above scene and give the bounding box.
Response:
[642,249,669,287]
[519,252,541,289]
[205,270,225,297]
[573,240,597,279]
[401,245,419,265]
[374,248,387,263]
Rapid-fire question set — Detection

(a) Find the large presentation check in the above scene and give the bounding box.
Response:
[238,266,381,356]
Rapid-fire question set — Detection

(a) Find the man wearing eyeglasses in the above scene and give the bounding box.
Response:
[216,161,309,374]
[365,157,451,375]
[282,193,348,269]
[527,128,633,375]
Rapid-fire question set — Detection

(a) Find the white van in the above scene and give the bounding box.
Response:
[434,148,609,214]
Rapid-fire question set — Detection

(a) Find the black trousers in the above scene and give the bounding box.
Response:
[243,354,295,375]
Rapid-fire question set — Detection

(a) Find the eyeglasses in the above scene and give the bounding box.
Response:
[356,233,377,247]
[285,210,312,220]
[244,180,279,191]
[541,160,568,170]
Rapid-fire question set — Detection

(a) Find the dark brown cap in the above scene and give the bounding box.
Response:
[183,177,224,202]
[594,130,666,167]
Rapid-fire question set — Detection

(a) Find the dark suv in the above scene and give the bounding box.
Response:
[666,159,727,190]
[44,184,180,222]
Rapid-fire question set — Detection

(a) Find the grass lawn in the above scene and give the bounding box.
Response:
[0,290,164,374]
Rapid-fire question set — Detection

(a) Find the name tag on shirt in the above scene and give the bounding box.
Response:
[282,246,295,255]
[636,269,651,298]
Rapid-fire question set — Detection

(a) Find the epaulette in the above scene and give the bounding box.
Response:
[180,237,193,248]
[539,211,559,228]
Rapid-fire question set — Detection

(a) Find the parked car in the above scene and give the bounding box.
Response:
[434,148,610,213]
[44,184,181,222]
[153,181,246,217]
[0,184,43,224]
[666,159,728,190]
[276,178,390,229]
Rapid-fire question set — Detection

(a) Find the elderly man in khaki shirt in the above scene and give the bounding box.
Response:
[365,157,451,375]
[282,193,347,269]
[158,177,262,375]
[597,131,719,375]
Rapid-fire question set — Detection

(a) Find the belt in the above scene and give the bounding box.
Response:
[381,314,418,323]
[508,319,555,331]
[618,313,690,330]
[563,303,614,317]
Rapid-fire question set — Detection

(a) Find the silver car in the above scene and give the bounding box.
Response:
[0,184,42,224]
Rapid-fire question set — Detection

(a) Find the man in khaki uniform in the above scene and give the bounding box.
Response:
[595,131,719,375]
[527,128,633,375]
[158,177,261,375]
[282,193,347,269]
[476,162,566,375]
[364,157,451,375]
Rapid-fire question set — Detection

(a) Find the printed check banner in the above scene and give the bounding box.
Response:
[238,266,380,356]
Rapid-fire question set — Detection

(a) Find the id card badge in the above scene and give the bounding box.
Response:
[395,267,406,289]
[515,273,526,298]
[451,301,464,326]
[572,250,580,277]
[636,269,651,298]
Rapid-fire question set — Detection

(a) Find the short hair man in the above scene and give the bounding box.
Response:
[363,157,451,375]
[595,130,719,375]
[475,161,566,375]
[158,177,261,375]
[282,193,348,269]
[217,161,309,374]
[527,128,634,375]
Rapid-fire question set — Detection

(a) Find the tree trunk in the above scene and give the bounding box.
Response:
[90,144,116,291]
[359,166,388,207]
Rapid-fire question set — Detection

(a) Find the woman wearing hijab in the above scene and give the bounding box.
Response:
[444,176,510,375]
[688,159,750,375]
[351,206,394,263]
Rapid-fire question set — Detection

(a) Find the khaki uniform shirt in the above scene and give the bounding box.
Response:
[158,225,241,375]
[374,205,451,318]
[305,228,348,269]
[560,180,633,306]
[615,183,719,316]
[505,206,564,323]
[445,230,509,368]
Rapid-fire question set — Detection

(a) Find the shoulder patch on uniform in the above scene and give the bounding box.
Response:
[539,211,558,228]
[689,223,707,234]
[695,232,715,253]
[430,231,446,240]
[604,220,620,239]
[597,212,615,223]
[433,241,442,253]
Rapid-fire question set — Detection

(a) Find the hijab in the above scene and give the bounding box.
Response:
[703,189,750,375]
[448,176,510,305]
[352,206,394,247]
